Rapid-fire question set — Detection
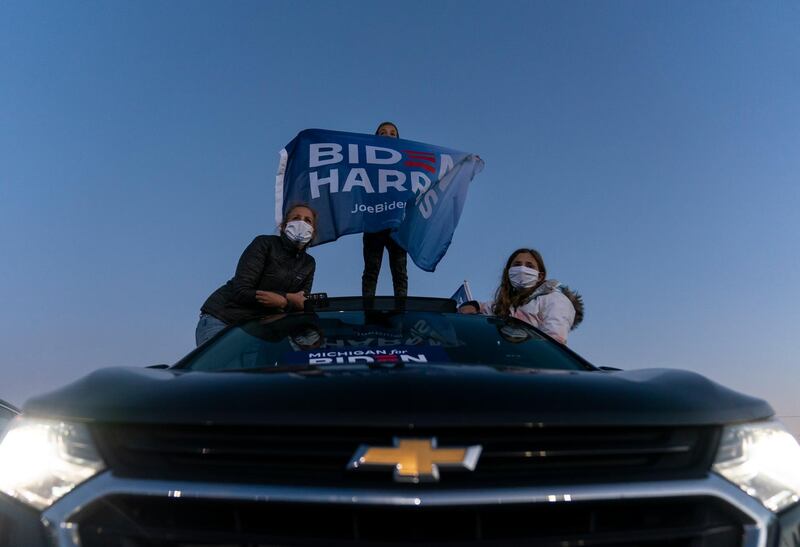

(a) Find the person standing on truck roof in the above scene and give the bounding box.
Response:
[361,121,408,298]
[195,204,318,346]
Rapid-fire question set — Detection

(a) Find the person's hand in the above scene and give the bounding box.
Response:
[256,291,288,309]
[285,291,307,310]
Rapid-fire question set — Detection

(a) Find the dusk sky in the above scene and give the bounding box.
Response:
[1,1,798,435]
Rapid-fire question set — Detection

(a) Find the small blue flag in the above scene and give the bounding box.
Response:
[450,281,474,307]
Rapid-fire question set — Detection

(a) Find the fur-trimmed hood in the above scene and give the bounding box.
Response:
[525,279,585,330]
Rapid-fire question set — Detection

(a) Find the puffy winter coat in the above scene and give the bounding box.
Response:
[481,280,584,344]
[201,234,315,324]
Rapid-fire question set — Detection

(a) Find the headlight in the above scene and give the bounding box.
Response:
[713,419,800,512]
[0,418,105,510]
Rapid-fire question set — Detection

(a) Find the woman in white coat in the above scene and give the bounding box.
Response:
[470,248,583,344]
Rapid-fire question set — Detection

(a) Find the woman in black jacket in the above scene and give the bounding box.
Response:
[195,204,317,346]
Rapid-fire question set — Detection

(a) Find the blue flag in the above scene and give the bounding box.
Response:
[392,155,483,271]
[450,281,474,307]
[276,129,484,271]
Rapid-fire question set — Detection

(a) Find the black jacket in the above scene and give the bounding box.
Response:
[201,235,315,324]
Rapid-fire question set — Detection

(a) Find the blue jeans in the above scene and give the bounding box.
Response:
[195,313,228,346]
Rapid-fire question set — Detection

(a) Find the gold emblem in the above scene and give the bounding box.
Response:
[347,437,482,483]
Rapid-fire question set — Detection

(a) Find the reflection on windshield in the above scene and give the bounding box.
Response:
[182,311,587,373]
[247,311,462,349]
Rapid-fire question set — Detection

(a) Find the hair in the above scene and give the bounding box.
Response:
[491,248,547,317]
[375,121,399,138]
[279,203,319,246]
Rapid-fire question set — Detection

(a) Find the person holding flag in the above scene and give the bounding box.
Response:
[361,121,408,298]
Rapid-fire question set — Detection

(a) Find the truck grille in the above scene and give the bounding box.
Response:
[75,495,747,546]
[92,424,718,486]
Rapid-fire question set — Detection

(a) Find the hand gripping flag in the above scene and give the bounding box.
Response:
[276,129,484,271]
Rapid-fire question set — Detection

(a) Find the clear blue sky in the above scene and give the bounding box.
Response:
[1,1,798,433]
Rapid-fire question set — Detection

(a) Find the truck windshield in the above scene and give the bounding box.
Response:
[180,311,591,372]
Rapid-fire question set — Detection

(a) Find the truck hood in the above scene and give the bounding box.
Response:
[23,364,772,427]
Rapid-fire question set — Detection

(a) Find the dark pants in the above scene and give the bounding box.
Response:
[362,230,408,297]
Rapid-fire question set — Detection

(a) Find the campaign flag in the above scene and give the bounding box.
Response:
[391,154,483,271]
[450,281,474,307]
[276,129,484,271]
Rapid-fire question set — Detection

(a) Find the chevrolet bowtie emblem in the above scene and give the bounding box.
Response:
[347,437,482,483]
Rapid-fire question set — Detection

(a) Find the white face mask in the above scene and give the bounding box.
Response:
[508,266,540,289]
[500,325,531,343]
[294,331,321,348]
[284,220,313,245]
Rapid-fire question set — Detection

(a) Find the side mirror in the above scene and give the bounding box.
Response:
[598,366,623,372]
[146,364,170,369]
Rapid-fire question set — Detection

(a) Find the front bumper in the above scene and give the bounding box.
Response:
[1,471,798,546]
